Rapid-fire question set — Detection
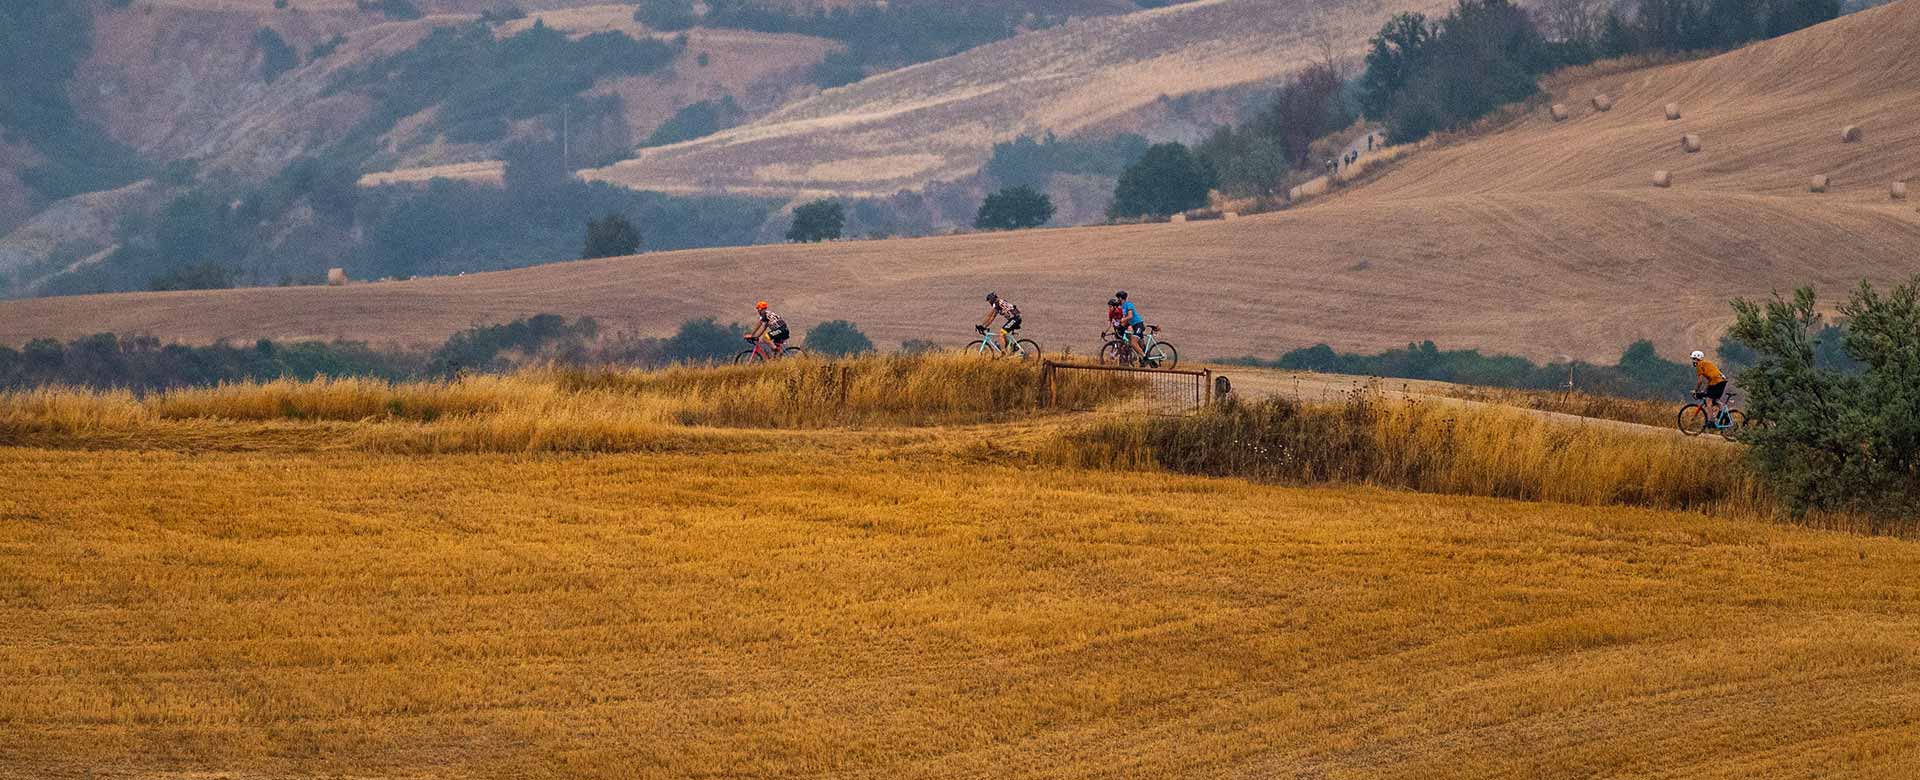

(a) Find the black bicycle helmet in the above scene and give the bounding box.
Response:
[1107,297,1120,306]
[1115,290,1128,300]
[985,292,998,303]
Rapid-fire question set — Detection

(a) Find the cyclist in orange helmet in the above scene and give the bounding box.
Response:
[745,300,790,351]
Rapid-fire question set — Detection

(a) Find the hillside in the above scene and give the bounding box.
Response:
[4,1,1919,363]
[578,0,1457,197]
[3,363,1917,777]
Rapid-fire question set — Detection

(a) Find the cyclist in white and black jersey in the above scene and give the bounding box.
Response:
[746,300,790,349]
[977,292,1021,352]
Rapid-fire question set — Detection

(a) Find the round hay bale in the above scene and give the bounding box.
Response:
[1652,170,1672,188]
[1809,175,1830,193]
[1170,213,1188,224]
[1893,182,1909,200]
[1591,94,1613,112]
[326,267,347,286]
[1664,103,1681,120]
[1549,103,1569,122]
[1680,134,1702,153]
[1841,125,1862,143]
[1223,211,1240,220]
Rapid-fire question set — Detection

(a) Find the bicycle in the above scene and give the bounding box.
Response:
[965,324,1041,361]
[735,332,805,364]
[1677,391,1746,440]
[1100,324,1178,369]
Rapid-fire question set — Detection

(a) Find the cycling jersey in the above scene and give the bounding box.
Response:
[1695,359,1724,384]
[992,298,1020,321]
[1121,300,1143,325]
[759,309,787,331]
[1107,305,1126,327]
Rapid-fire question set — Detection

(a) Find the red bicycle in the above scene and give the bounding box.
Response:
[735,332,805,364]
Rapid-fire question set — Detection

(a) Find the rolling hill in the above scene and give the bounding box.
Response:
[3,0,1918,364]
[577,0,1457,197]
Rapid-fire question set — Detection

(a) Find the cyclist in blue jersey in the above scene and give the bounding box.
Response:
[1116,290,1146,356]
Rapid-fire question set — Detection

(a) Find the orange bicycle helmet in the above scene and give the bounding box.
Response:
[756,300,769,310]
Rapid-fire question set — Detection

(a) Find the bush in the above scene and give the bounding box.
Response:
[1229,338,1689,399]
[1728,281,1920,522]
[1107,142,1216,220]
[147,263,238,292]
[974,186,1055,230]
[308,33,347,61]
[786,200,845,243]
[805,320,875,356]
[642,96,743,147]
[634,0,698,31]
[254,28,300,83]
[582,213,642,258]
[983,132,1148,190]
[357,0,421,21]
[663,318,748,363]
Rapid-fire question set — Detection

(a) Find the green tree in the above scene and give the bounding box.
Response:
[582,213,642,258]
[1728,280,1920,520]
[634,0,697,31]
[806,320,875,356]
[663,317,745,363]
[1107,142,1216,220]
[974,186,1055,230]
[254,27,299,83]
[786,200,845,242]
[1359,12,1433,120]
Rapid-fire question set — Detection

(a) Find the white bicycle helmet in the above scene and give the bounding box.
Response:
[1690,350,1705,361]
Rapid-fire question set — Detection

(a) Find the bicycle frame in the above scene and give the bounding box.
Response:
[977,327,1024,357]
[748,333,784,360]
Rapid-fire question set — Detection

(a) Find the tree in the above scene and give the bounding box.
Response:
[1728,280,1920,521]
[634,0,697,31]
[805,320,875,356]
[974,186,1055,230]
[254,28,299,83]
[1358,12,1433,120]
[1107,142,1217,220]
[582,213,641,258]
[786,200,845,242]
[663,317,745,363]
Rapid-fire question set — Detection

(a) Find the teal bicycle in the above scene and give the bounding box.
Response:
[1100,324,1178,369]
[1677,392,1747,440]
[966,324,1041,362]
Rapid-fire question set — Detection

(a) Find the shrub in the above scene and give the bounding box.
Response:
[1728,281,1920,522]
[663,318,748,363]
[805,320,875,356]
[635,0,698,31]
[255,28,300,83]
[147,263,238,292]
[974,186,1055,230]
[1107,142,1216,220]
[582,213,642,258]
[984,131,1148,190]
[308,33,347,61]
[356,0,421,21]
[786,200,845,242]
[642,96,743,147]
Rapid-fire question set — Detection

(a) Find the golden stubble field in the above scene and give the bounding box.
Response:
[3,360,1918,778]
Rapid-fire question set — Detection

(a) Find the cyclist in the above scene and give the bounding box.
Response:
[1690,350,1727,421]
[1106,297,1127,344]
[745,300,790,355]
[1115,290,1146,358]
[978,292,1021,351]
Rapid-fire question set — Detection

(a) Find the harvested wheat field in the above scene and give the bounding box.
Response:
[2,358,1917,778]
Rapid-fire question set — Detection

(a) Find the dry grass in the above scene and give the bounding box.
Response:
[5,424,1920,777]
[1050,393,1761,513]
[0,355,1138,453]
[1436,385,1678,429]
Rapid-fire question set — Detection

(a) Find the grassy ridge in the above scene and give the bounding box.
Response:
[1052,394,1760,514]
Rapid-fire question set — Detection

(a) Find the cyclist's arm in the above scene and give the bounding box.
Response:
[980,309,997,329]
[748,320,767,339]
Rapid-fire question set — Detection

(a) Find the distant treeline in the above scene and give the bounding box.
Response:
[1,315,880,393]
[1226,340,1698,400]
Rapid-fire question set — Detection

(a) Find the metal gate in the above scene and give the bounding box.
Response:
[1040,360,1213,415]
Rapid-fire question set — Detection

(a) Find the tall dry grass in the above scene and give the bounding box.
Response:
[0,354,1138,453]
[1438,386,1677,429]
[1050,394,1764,513]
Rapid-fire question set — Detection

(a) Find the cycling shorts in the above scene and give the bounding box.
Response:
[1702,381,1726,401]
[1128,322,1146,335]
[769,327,790,343]
[1001,316,1022,333]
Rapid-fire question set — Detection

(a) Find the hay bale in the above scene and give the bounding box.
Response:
[1590,94,1613,112]
[1680,134,1702,153]
[1223,211,1240,220]
[1893,182,1908,200]
[326,267,347,286]
[1549,103,1569,122]
[1170,213,1187,224]
[1664,103,1681,120]
[1652,170,1672,188]
[1809,175,1830,193]
[1841,125,1862,143]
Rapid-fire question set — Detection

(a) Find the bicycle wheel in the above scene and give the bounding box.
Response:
[1143,341,1178,370]
[1098,340,1126,365]
[1717,409,1748,441]
[734,348,762,365]
[1012,339,1042,362]
[780,346,806,360]
[1676,404,1707,436]
[962,339,993,357]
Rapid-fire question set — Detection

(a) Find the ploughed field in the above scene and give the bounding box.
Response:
[3,358,1918,778]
